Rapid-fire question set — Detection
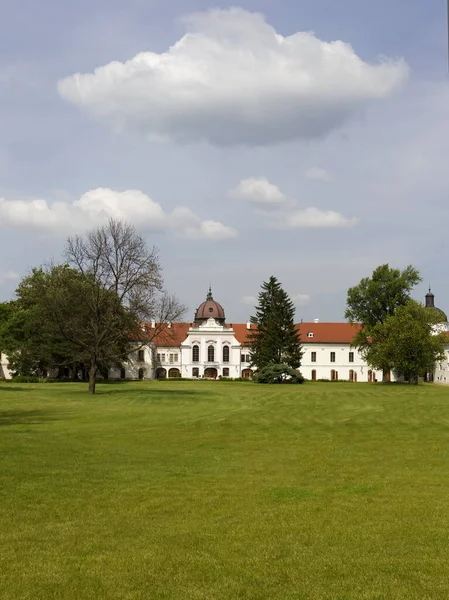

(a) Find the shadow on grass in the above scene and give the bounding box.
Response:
[97,387,210,397]
[0,409,59,427]
[0,385,28,392]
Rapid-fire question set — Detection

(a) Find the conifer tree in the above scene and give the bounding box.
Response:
[248,276,302,370]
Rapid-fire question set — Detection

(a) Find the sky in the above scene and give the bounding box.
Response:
[0,0,448,323]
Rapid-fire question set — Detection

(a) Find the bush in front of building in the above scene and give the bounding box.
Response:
[254,364,304,384]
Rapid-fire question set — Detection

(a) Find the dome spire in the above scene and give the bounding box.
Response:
[426,286,435,308]
[194,286,226,325]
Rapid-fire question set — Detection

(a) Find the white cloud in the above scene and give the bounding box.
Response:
[242,295,257,306]
[292,293,310,307]
[0,189,237,242]
[0,271,19,286]
[304,167,332,182]
[57,8,408,146]
[170,207,237,241]
[277,208,358,229]
[230,177,357,229]
[230,178,286,206]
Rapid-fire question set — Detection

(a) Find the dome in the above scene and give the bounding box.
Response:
[425,288,447,322]
[194,288,226,324]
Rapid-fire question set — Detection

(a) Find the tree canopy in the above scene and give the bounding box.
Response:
[0,266,135,384]
[367,301,446,384]
[345,264,422,379]
[1,219,185,393]
[248,276,303,372]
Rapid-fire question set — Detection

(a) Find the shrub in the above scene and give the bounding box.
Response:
[11,376,40,383]
[254,364,304,384]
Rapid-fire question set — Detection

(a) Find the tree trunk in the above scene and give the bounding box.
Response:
[88,357,97,394]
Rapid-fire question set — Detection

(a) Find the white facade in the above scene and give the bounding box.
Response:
[433,348,449,384]
[300,343,384,383]
[0,351,12,380]
[179,318,243,379]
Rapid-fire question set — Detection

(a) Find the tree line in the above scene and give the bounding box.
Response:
[0,219,185,393]
[1,225,446,389]
[248,266,446,385]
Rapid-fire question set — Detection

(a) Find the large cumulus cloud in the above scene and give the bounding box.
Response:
[58,8,408,146]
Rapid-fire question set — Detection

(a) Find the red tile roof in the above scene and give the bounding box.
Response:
[232,322,361,345]
[231,323,258,345]
[138,321,363,347]
[139,323,191,347]
[296,322,362,344]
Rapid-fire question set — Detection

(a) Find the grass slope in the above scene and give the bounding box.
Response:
[1,381,449,599]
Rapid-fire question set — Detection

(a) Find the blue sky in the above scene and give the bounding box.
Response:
[1,0,448,322]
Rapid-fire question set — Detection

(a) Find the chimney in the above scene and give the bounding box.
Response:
[314,318,319,323]
[167,322,172,329]
[151,320,156,329]
[246,321,251,330]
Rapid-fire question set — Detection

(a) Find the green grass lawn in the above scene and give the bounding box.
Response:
[1,380,449,599]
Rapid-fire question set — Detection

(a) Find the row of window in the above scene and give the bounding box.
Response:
[191,367,230,377]
[192,345,229,363]
[157,353,179,364]
[310,369,376,382]
[309,351,354,363]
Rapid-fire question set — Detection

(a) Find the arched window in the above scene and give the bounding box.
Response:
[368,370,373,383]
[120,367,126,380]
[192,345,199,363]
[349,369,354,382]
[223,345,230,363]
[208,345,215,362]
[311,370,317,381]
[331,369,336,381]
[138,368,144,380]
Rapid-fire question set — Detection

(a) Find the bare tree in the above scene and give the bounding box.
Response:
[65,219,186,393]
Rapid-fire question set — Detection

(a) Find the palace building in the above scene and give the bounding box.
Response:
[1,288,448,383]
[111,287,449,384]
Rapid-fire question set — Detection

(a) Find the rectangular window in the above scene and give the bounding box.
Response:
[174,354,178,362]
[138,349,145,362]
[330,352,336,363]
[241,355,245,363]
[223,368,230,377]
[311,352,316,363]
[349,352,354,363]
[161,353,166,362]
[169,354,174,364]
[157,353,161,363]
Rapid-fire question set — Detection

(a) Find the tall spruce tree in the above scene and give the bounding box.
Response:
[248,276,302,370]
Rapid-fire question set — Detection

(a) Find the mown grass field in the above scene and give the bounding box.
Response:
[1,380,449,600]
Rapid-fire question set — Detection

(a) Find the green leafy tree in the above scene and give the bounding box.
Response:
[1,267,136,389]
[248,276,303,371]
[367,301,446,385]
[0,287,78,378]
[345,264,421,380]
